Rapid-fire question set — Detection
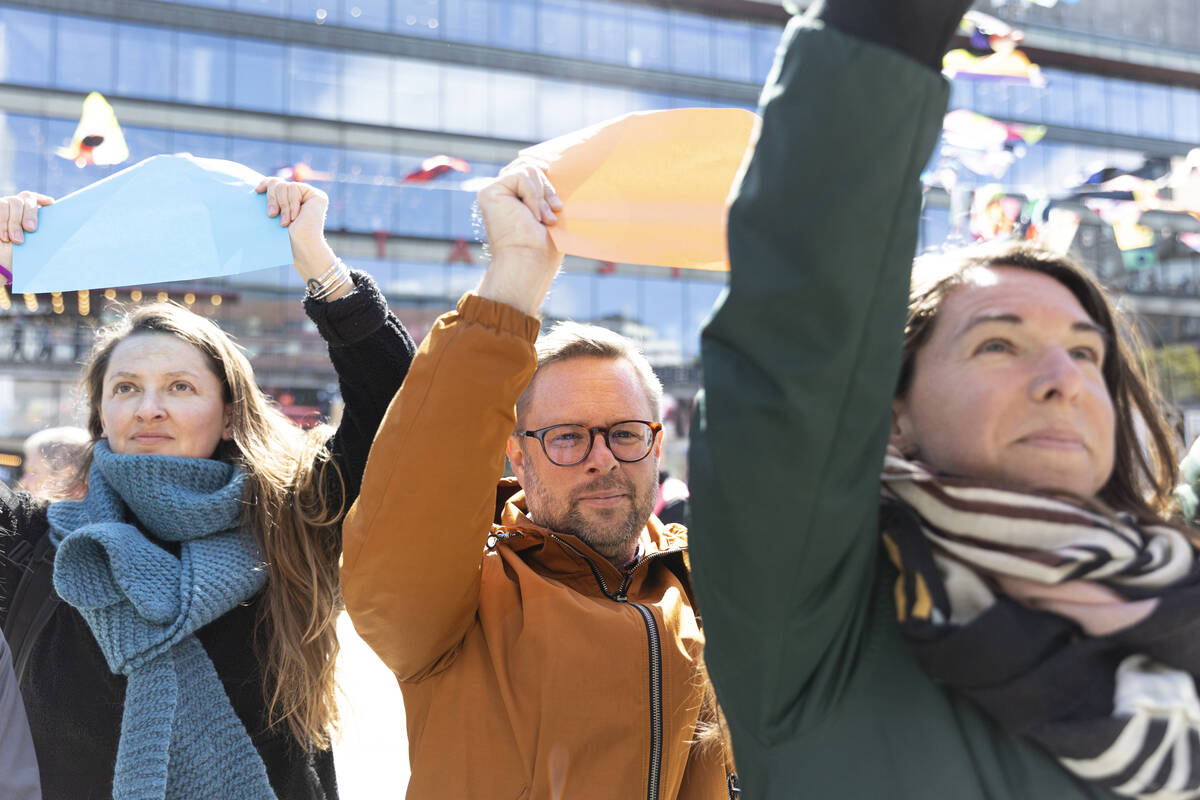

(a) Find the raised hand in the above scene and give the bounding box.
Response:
[475,158,564,316]
[0,191,54,273]
[255,177,346,299]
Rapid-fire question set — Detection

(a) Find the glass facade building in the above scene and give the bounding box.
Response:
[1,0,1200,467]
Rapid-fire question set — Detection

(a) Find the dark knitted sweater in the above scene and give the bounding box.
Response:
[0,271,415,800]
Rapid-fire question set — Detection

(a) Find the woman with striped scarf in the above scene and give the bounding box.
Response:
[686,0,1200,796]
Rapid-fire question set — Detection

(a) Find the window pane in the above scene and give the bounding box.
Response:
[177,32,230,106]
[392,58,441,130]
[1074,74,1108,131]
[683,279,723,359]
[490,0,534,50]
[122,124,171,164]
[751,24,780,85]
[637,276,684,365]
[443,0,488,43]
[345,0,389,30]
[393,0,441,38]
[288,45,340,119]
[228,135,285,176]
[669,10,712,77]
[490,72,537,140]
[0,8,52,86]
[172,130,229,160]
[56,15,114,93]
[0,113,47,196]
[291,0,341,25]
[44,118,97,197]
[342,52,390,124]
[1139,83,1171,139]
[448,183,477,238]
[342,148,394,232]
[537,78,586,139]
[117,24,174,101]
[442,65,489,135]
[627,6,668,70]
[1172,86,1200,143]
[288,142,341,227]
[538,0,582,58]
[542,271,591,321]
[233,39,285,113]
[713,21,752,83]
[583,0,626,65]
[235,0,285,14]
[393,181,449,237]
[1040,68,1076,127]
[583,85,630,127]
[1105,78,1138,136]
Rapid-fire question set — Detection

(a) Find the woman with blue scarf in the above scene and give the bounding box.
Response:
[0,178,416,800]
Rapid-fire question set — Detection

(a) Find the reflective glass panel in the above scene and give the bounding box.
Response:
[0,8,52,86]
[232,39,285,113]
[177,32,231,106]
[288,44,341,119]
[55,15,114,93]
[342,52,391,125]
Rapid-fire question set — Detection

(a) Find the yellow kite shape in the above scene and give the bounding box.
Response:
[521,108,759,272]
[55,92,129,168]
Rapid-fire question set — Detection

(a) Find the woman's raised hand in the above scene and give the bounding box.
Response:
[0,191,54,271]
[254,177,343,296]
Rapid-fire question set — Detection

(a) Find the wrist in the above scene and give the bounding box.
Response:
[476,250,561,316]
[292,239,338,281]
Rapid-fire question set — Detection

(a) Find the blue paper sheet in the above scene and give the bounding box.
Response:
[12,154,293,293]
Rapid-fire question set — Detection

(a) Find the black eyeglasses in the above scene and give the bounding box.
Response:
[523,420,662,467]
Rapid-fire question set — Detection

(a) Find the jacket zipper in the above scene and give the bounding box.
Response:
[550,535,664,800]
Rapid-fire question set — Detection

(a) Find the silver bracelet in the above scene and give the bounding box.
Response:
[305,257,352,301]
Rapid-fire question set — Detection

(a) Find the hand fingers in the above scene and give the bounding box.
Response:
[498,158,560,225]
[282,182,303,226]
[260,177,281,218]
[4,197,24,244]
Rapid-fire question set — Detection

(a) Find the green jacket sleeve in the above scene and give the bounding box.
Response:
[687,17,948,753]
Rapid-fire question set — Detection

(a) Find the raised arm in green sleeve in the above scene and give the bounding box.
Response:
[687,14,948,760]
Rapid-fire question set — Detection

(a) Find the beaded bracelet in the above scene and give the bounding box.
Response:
[305,257,352,301]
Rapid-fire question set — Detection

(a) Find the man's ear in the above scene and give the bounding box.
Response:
[506,435,527,485]
[890,396,917,458]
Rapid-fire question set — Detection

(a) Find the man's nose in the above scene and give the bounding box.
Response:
[583,430,620,472]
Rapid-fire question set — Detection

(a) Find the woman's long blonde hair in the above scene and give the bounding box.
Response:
[79,302,344,749]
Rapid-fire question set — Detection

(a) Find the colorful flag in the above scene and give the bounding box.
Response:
[55,92,129,168]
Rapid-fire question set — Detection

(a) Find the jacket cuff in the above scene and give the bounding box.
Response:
[456,292,541,343]
[303,270,388,346]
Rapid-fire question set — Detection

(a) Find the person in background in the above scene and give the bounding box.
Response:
[0,628,41,800]
[19,426,90,501]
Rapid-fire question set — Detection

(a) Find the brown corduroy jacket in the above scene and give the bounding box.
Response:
[342,293,731,800]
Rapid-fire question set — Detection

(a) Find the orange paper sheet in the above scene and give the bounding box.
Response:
[521,108,759,272]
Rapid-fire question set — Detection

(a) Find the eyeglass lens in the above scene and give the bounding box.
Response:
[543,422,654,465]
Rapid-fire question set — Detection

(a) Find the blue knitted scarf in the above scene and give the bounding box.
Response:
[47,440,276,800]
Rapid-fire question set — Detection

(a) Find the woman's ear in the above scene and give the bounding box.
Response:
[890,396,918,458]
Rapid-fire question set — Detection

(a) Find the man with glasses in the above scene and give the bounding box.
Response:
[341,158,734,799]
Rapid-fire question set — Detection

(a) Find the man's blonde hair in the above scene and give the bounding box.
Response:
[515,321,664,430]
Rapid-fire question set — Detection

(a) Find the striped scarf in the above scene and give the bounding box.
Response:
[881,447,1200,799]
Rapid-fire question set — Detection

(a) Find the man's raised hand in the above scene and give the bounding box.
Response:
[475,158,564,316]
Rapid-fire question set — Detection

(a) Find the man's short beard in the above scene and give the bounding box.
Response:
[522,465,656,564]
